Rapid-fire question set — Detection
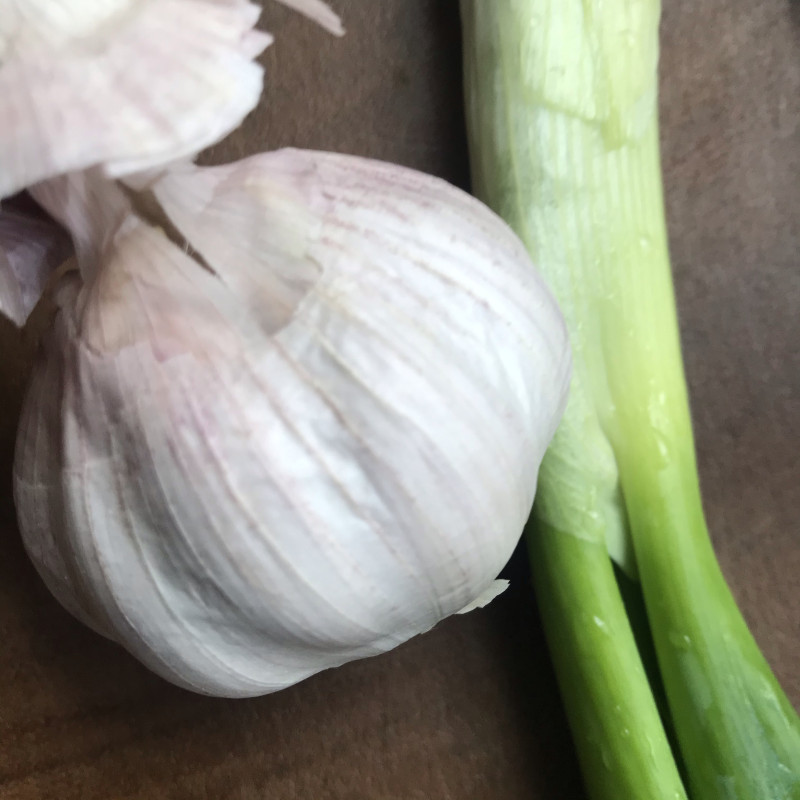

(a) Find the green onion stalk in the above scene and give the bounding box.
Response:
[459,2,800,799]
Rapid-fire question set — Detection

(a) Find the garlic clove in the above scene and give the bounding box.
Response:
[13,267,119,640]
[272,0,344,36]
[0,0,269,200]
[0,208,73,325]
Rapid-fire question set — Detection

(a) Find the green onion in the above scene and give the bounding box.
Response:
[459,3,800,799]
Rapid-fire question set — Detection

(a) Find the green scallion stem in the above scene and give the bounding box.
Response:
[459,2,800,799]
[527,523,687,800]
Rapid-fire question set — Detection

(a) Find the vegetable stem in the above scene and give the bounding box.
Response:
[527,522,687,800]
[460,4,686,798]
[619,407,800,800]
[460,1,800,798]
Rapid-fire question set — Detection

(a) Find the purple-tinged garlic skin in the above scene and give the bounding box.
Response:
[14,150,571,697]
[0,0,270,201]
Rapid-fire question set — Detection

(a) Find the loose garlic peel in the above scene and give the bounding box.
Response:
[0,0,344,202]
[13,150,571,697]
[0,210,73,326]
[0,0,269,200]
[0,0,342,326]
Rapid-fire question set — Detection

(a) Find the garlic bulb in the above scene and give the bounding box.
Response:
[12,150,571,697]
[0,0,344,200]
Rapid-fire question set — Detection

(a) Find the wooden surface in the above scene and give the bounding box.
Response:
[0,2,798,798]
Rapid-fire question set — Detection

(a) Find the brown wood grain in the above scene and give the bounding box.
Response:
[0,2,797,798]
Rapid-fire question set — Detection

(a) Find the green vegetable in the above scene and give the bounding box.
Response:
[459,2,800,799]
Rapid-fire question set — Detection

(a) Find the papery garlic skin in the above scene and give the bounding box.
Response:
[0,0,343,323]
[14,151,571,697]
[0,209,72,325]
[272,0,344,35]
[0,0,270,200]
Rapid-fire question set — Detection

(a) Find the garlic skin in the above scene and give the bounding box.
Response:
[272,0,344,35]
[0,0,270,200]
[0,0,346,201]
[0,0,342,322]
[14,150,570,697]
[0,210,72,325]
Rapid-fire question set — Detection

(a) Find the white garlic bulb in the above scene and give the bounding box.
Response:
[12,149,571,697]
